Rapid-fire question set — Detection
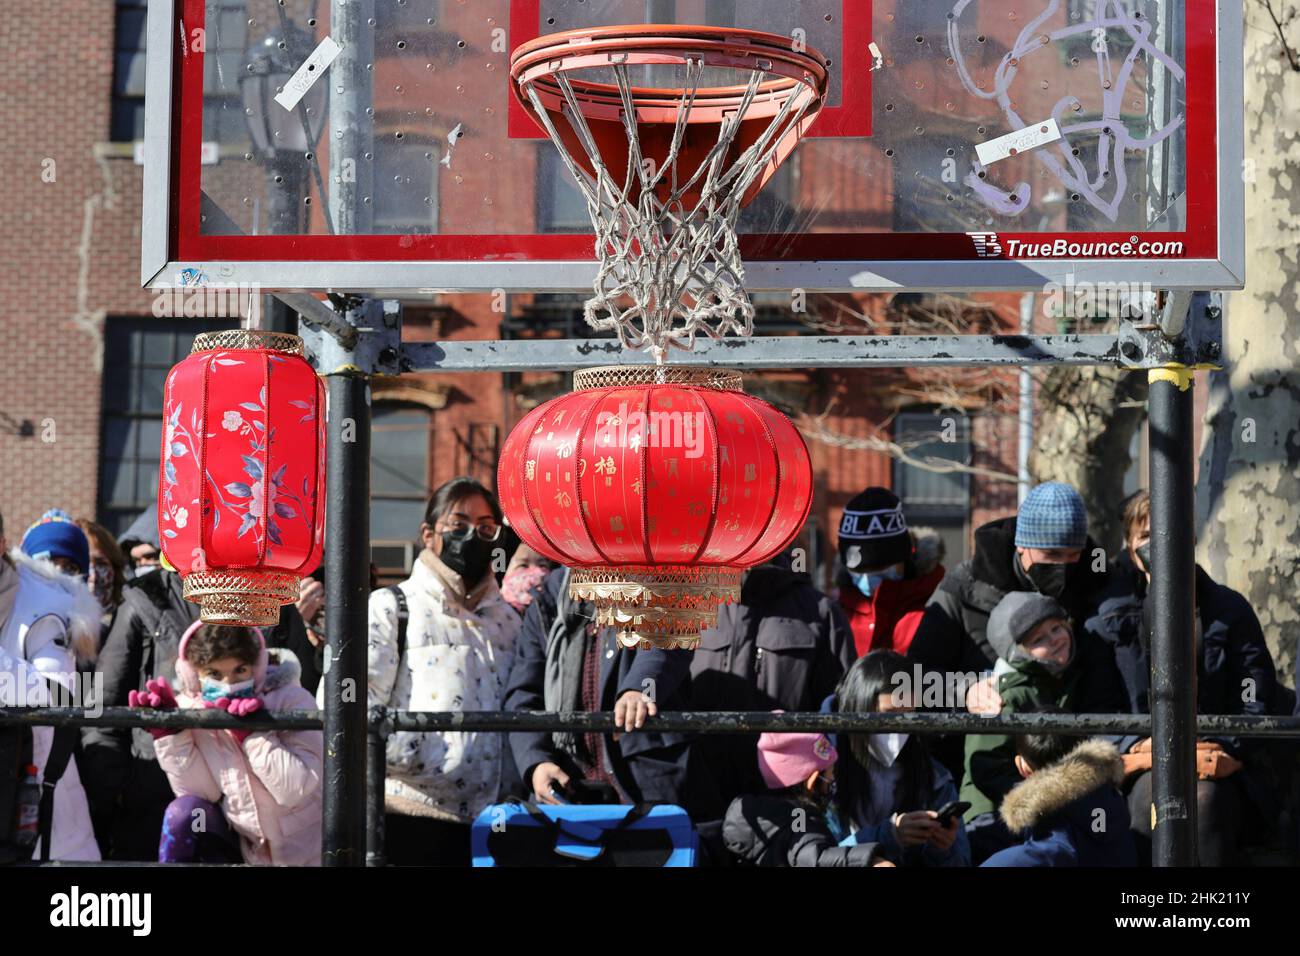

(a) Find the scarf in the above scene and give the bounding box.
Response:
[419,548,494,612]
[541,567,592,756]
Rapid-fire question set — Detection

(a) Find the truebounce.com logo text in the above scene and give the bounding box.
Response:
[967,231,1184,259]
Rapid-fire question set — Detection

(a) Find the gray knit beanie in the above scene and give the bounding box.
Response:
[987,591,1069,662]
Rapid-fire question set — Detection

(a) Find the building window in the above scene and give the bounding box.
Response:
[98,318,226,534]
[371,403,434,580]
[456,423,500,489]
[203,1,251,144]
[111,0,148,141]
[374,140,439,234]
[537,148,591,232]
[892,408,972,562]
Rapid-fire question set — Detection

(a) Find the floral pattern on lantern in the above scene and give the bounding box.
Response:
[158,330,326,625]
[498,366,812,650]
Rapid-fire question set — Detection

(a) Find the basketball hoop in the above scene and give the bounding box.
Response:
[511,26,829,361]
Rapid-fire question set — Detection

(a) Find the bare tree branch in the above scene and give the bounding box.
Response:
[798,401,1021,484]
[1259,0,1300,71]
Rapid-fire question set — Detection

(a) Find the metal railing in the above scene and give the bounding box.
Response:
[4,706,1298,866]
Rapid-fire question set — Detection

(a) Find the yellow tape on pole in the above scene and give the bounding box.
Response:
[1148,366,1194,390]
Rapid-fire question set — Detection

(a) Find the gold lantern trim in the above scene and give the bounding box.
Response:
[569,565,742,651]
[183,570,301,627]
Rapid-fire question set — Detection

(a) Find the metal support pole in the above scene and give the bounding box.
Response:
[263,294,297,334]
[1017,292,1035,504]
[322,370,371,866]
[329,0,374,236]
[366,707,388,867]
[1147,366,1198,867]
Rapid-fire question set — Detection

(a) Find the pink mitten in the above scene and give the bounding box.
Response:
[146,677,178,709]
[227,697,263,718]
[129,676,180,739]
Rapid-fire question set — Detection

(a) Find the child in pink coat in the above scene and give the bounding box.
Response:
[129,620,323,865]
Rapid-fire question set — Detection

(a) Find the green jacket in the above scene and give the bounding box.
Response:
[960,659,1082,821]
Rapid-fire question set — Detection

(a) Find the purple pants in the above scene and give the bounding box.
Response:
[159,795,242,863]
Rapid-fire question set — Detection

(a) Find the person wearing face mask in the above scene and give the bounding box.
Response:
[0,507,101,862]
[499,544,553,616]
[1085,489,1279,866]
[117,502,163,579]
[82,504,310,861]
[819,651,970,867]
[132,622,322,864]
[959,591,1127,863]
[909,482,1113,704]
[74,519,129,855]
[353,477,521,866]
[75,520,127,640]
[835,487,946,657]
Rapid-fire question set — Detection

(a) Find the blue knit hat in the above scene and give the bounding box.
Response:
[21,508,90,574]
[1015,483,1087,549]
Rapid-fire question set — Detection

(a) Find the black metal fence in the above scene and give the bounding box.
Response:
[4,705,1298,866]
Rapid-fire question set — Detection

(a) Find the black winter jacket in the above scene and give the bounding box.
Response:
[723,794,882,867]
[501,567,694,806]
[691,564,856,712]
[688,564,855,816]
[1086,562,1278,759]
[908,516,1112,676]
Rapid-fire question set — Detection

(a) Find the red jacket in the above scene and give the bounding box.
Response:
[838,531,946,657]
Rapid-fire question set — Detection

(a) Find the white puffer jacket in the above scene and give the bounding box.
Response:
[355,554,521,824]
[0,551,102,862]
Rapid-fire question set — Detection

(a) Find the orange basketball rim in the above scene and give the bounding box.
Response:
[510,25,831,210]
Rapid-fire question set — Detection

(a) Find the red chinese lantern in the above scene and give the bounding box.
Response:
[157,330,326,626]
[498,367,812,650]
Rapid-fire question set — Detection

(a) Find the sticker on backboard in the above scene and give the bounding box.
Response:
[975,119,1063,167]
[274,36,341,112]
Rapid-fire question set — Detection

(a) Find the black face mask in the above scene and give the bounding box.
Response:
[1134,542,1152,575]
[1026,561,1072,599]
[438,531,496,587]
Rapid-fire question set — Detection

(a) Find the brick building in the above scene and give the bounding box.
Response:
[3,0,1180,589]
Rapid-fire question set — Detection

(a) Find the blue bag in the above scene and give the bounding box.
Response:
[471,800,697,867]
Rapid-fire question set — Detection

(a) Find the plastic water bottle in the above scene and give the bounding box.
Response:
[14,764,40,847]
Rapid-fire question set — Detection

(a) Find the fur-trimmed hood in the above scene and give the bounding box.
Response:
[1,548,101,664]
[999,739,1125,832]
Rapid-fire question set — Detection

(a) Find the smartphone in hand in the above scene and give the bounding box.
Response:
[934,800,971,827]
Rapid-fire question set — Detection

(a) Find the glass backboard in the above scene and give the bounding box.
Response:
[142,0,1242,293]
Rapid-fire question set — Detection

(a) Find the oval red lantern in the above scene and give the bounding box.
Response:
[157,330,327,626]
[498,367,812,650]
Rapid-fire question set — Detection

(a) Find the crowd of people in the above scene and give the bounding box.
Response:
[0,474,1293,867]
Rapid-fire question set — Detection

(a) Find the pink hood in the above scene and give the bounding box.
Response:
[156,619,322,866]
[175,620,271,697]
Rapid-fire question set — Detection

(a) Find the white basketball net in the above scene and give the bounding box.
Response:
[521,59,820,361]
